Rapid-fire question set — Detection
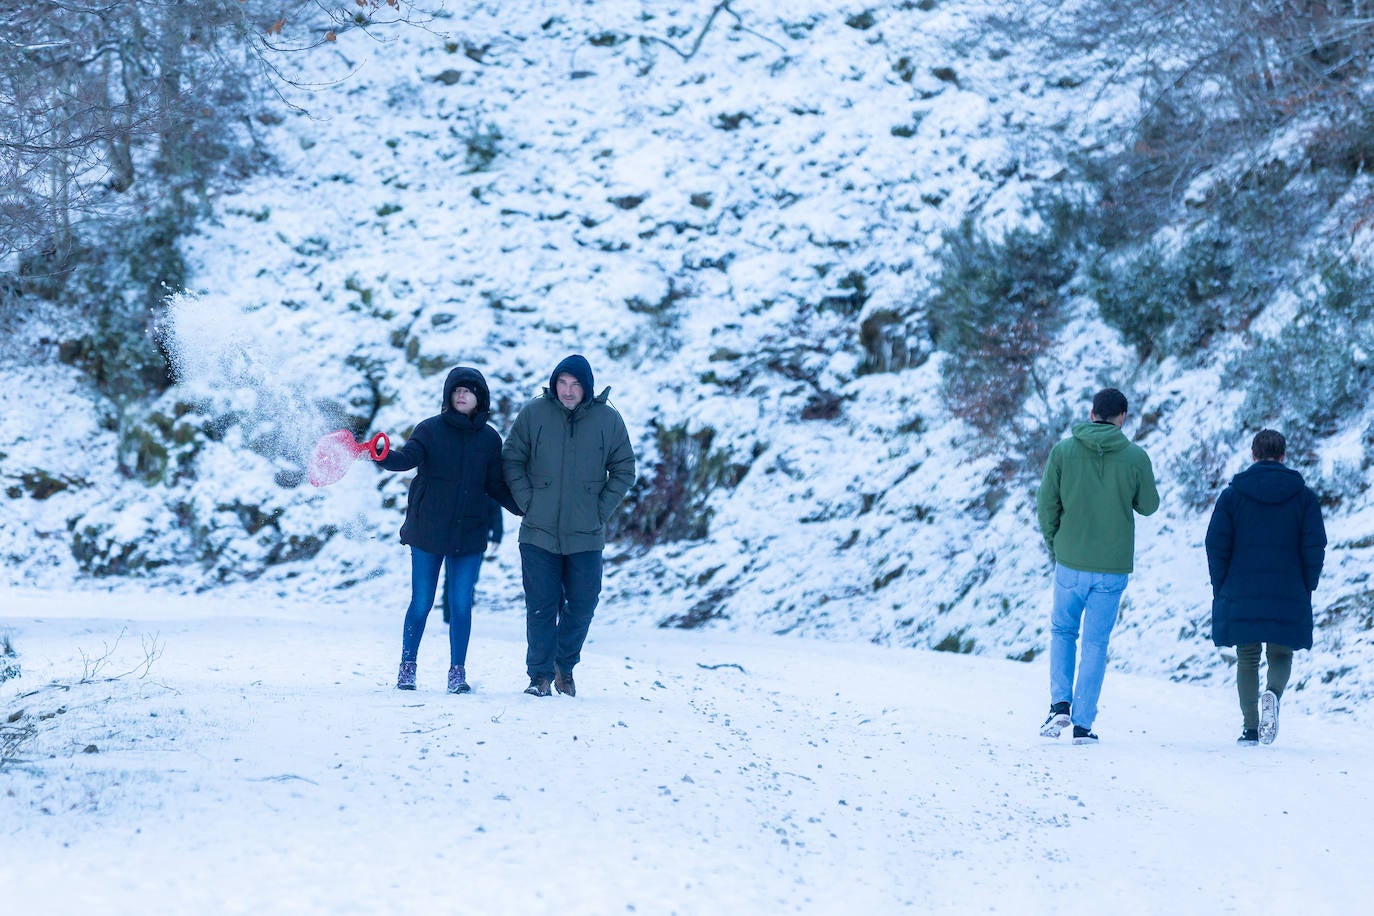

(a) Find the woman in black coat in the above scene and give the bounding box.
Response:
[1205,429,1326,745]
[379,366,520,693]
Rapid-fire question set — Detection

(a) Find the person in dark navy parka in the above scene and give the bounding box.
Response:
[379,366,521,694]
[1205,428,1326,745]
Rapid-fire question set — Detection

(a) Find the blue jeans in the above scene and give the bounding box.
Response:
[520,544,602,678]
[1049,563,1128,730]
[400,548,484,667]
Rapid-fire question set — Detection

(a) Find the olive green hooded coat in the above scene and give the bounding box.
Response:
[502,356,637,555]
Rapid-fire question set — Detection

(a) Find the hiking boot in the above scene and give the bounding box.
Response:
[1072,725,1099,745]
[1237,729,1259,746]
[1040,702,1071,738]
[396,660,417,691]
[524,675,552,697]
[447,665,471,695]
[554,667,576,697]
[1259,690,1279,745]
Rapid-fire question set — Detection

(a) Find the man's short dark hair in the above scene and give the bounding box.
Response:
[1091,388,1128,421]
[1252,428,1287,461]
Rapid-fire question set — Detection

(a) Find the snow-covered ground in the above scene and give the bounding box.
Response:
[3,586,1370,914]
[4,0,1373,712]
[4,6,1374,906]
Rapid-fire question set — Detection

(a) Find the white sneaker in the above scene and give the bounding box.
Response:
[1040,707,1071,738]
[1259,690,1279,745]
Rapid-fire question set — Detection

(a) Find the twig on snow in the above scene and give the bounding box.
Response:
[79,629,164,684]
[248,773,320,785]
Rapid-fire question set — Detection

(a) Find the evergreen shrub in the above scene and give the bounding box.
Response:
[929,194,1082,434]
[1168,437,1232,511]
[1231,257,1374,443]
[460,121,503,172]
[51,207,188,410]
[858,308,931,375]
[0,634,19,684]
[607,423,753,547]
[1089,222,1265,360]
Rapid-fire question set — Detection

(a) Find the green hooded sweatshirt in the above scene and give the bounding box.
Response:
[1036,421,1159,574]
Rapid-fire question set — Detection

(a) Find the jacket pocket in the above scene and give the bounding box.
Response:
[524,474,556,529]
[571,480,603,534]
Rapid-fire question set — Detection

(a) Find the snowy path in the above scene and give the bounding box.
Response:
[2,588,1371,914]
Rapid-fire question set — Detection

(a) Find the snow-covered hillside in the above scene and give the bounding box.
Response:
[4,589,1373,914]
[3,0,1372,716]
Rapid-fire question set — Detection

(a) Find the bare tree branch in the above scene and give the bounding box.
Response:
[638,1,785,67]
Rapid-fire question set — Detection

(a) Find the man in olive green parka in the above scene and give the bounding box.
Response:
[503,354,636,697]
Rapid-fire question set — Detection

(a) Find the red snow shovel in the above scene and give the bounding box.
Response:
[307,430,390,487]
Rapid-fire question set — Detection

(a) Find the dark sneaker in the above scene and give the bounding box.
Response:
[1072,725,1099,745]
[1040,702,1071,738]
[524,675,552,697]
[447,665,471,695]
[554,667,576,697]
[396,660,417,691]
[1259,690,1279,745]
[1237,729,1260,746]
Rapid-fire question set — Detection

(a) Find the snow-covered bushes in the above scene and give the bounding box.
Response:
[4,469,87,500]
[1232,257,1374,449]
[68,497,189,578]
[16,217,179,412]
[1166,437,1233,512]
[858,308,932,375]
[457,120,504,173]
[116,403,206,487]
[1089,222,1267,361]
[928,196,1079,436]
[608,422,751,548]
[0,634,19,684]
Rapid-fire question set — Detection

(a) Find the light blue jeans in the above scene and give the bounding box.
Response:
[1049,563,1129,730]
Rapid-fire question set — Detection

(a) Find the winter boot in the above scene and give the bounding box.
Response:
[1237,729,1259,746]
[396,660,417,691]
[1259,690,1280,745]
[1040,702,1071,738]
[447,665,471,695]
[524,675,552,697]
[554,667,576,697]
[1072,725,1099,745]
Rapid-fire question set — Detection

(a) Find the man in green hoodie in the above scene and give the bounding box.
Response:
[1036,388,1159,744]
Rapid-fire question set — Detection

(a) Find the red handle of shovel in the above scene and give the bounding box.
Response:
[365,432,390,461]
[308,429,391,487]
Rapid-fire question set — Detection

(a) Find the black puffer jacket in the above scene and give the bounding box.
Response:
[1205,461,1326,650]
[380,367,520,556]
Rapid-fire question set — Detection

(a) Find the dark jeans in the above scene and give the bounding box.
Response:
[520,543,602,678]
[1237,642,1293,730]
[400,548,484,667]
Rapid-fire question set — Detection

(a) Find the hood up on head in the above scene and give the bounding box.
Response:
[549,354,595,405]
[442,366,491,416]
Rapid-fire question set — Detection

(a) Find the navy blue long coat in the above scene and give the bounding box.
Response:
[1205,461,1326,649]
[380,367,520,557]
